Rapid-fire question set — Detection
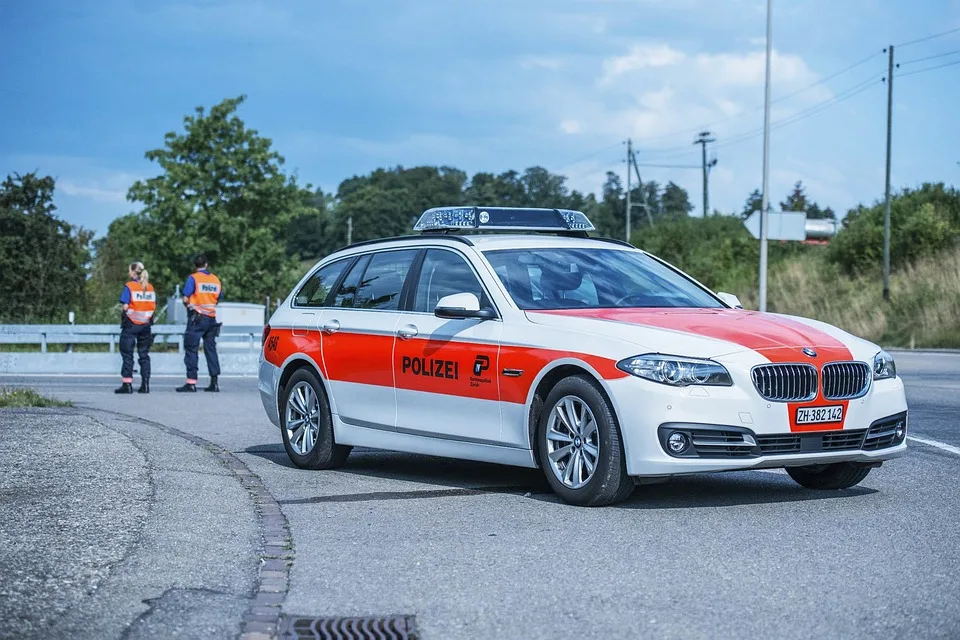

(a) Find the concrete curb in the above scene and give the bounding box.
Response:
[90,408,292,640]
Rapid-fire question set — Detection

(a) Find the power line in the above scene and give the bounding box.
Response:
[896,26,960,48]
[640,75,882,162]
[896,57,960,78]
[633,162,701,169]
[631,50,884,146]
[552,142,623,173]
[899,49,960,66]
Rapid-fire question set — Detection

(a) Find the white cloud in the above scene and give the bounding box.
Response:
[601,44,685,84]
[58,181,127,203]
[694,50,819,88]
[560,119,582,134]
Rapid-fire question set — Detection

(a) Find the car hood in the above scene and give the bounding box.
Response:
[525,308,863,359]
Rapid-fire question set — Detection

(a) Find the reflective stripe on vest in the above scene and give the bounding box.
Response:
[188,271,221,317]
[125,281,156,325]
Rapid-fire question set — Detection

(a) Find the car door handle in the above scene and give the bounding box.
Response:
[397,324,418,340]
[321,320,340,334]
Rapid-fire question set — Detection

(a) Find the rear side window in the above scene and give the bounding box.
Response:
[332,255,370,308]
[354,250,418,311]
[294,258,350,307]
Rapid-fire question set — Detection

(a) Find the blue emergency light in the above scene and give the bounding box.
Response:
[414,206,596,234]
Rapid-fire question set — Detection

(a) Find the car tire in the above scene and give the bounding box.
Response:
[786,462,871,490]
[280,368,351,470]
[537,374,634,506]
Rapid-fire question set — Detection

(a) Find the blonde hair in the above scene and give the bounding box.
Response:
[129,261,149,287]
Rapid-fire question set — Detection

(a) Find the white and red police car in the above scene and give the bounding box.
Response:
[259,207,907,506]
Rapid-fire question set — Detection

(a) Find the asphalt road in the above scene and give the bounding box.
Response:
[1,349,959,639]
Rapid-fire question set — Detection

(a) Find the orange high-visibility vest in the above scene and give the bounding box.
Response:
[188,271,222,317]
[125,281,156,325]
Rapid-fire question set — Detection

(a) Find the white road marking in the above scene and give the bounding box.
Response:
[908,435,960,457]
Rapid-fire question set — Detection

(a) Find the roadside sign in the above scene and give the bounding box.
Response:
[744,210,806,241]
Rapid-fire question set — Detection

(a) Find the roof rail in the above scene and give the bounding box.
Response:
[338,234,474,252]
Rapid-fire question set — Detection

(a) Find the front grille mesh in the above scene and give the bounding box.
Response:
[751,364,818,402]
[822,362,871,400]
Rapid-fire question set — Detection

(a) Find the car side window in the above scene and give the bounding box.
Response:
[294,258,350,307]
[354,250,418,311]
[332,255,370,308]
[413,249,489,313]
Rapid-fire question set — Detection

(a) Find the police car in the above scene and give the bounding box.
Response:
[259,207,907,506]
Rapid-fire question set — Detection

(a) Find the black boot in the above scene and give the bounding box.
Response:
[204,376,219,393]
[175,382,197,393]
[114,382,133,394]
[137,379,150,394]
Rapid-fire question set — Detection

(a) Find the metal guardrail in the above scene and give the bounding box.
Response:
[0,324,264,354]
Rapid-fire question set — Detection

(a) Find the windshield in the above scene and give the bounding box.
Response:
[483,247,723,310]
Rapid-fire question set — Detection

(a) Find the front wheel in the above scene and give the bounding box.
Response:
[280,368,351,470]
[537,375,634,506]
[786,462,872,490]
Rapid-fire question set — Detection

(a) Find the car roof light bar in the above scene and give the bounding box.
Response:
[414,206,596,234]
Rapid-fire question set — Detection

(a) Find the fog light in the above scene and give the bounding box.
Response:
[667,432,690,454]
[895,421,905,440]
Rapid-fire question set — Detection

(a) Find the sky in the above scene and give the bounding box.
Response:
[1,0,958,236]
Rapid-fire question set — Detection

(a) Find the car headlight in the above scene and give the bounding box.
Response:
[616,354,732,387]
[873,350,896,380]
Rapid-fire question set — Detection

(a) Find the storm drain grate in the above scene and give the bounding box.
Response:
[278,614,418,640]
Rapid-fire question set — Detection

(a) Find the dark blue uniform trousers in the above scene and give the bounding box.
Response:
[120,320,151,381]
[184,314,221,381]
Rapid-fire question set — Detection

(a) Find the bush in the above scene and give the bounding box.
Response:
[828,183,960,275]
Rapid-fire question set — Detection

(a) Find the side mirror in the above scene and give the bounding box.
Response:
[717,292,743,309]
[435,293,496,320]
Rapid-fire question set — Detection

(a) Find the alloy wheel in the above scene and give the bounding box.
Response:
[285,381,321,455]
[545,395,600,489]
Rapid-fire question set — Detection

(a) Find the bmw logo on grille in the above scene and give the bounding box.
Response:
[802,347,817,358]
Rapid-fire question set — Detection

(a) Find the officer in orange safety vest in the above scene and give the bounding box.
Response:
[115,261,156,394]
[176,254,223,393]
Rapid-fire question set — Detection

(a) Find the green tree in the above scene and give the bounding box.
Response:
[829,183,960,275]
[0,173,91,321]
[102,95,308,304]
[661,181,693,217]
[780,180,835,220]
[741,188,763,219]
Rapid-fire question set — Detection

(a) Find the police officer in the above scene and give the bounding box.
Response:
[115,261,155,394]
[176,254,223,393]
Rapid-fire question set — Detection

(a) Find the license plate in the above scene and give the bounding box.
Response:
[796,405,843,425]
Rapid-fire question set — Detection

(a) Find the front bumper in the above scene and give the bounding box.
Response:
[608,374,909,477]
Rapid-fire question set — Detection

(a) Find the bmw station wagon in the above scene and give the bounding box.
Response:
[259,207,908,506]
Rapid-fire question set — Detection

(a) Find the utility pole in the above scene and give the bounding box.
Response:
[882,45,895,301]
[630,148,654,227]
[694,131,716,217]
[758,0,773,312]
[625,138,632,243]
[347,215,353,245]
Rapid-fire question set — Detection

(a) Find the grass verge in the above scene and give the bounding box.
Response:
[0,387,72,408]
[735,246,960,348]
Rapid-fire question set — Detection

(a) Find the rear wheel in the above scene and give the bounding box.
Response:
[537,375,634,506]
[280,368,351,470]
[786,462,871,490]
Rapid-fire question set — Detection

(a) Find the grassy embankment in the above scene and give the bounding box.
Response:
[736,246,960,348]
